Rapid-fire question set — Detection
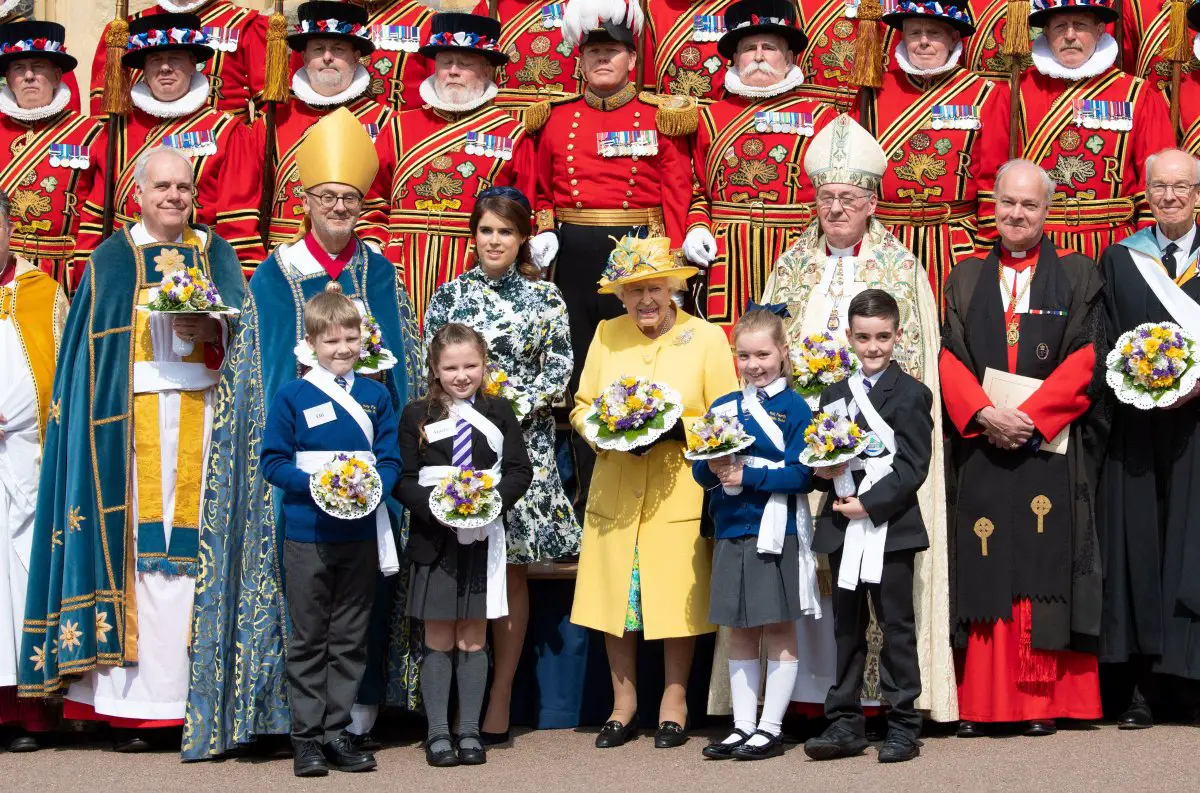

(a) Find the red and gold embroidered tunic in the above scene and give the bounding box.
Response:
[964,0,1027,79]
[1120,0,1200,93]
[493,0,584,112]
[798,0,866,94]
[643,0,730,104]
[90,0,267,122]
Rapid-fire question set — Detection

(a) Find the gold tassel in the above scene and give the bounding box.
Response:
[1001,0,1032,58]
[101,18,130,116]
[263,12,291,103]
[523,99,552,133]
[1163,0,1192,63]
[848,0,884,90]
[640,92,699,136]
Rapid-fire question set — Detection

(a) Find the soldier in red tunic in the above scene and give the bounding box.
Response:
[90,0,267,123]
[0,21,101,290]
[870,1,1005,312]
[75,13,262,268]
[976,0,1174,259]
[493,0,585,112]
[682,0,838,335]
[797,0,865,99]
[255,1,390,268]
[361,12,536,324]
[643,0,735,104]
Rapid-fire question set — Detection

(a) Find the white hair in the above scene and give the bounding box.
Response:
[611,274,687,300]
[1144,148,1200,184]
[133,146,192,190]
[996,158,1055,203]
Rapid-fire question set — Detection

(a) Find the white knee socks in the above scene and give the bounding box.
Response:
[728,659,761,740]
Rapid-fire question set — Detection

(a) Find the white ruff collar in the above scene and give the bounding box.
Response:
[0,0,23,17]
[1032,32,1118,81]
[723,64,806,98]
[1194,31,1200,62]
[292,65,371,107]
[419,74,497,113]
[131,72,210,118]
[895,41,963,78]
[0,82,71,123]
[158,0,210,12]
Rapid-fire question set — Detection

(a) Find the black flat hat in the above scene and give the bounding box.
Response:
[122,13,215,70]
[718,0,808,62]
[0,20,77,74]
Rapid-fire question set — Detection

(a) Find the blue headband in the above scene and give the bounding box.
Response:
[478,185,531,213]
[744,300,791,319]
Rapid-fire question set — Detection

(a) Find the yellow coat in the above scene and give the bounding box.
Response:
[569,311,738,639]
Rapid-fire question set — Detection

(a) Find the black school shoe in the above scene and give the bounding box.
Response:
[425,734,459,767]
[293,740,329,777]
[323,735,377,771]
[457,734,487,765]
[702,728,751,759]
[803,723,869,760]
[731,730,785,761]
[348,731,383,751]
[1023,719,1057,737]
[595,715,638,748]
[877,733,922,763]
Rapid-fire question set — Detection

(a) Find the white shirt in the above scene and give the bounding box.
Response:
[999,248,1034,315]
[315,363,354,391]
[1155,224,1196,263]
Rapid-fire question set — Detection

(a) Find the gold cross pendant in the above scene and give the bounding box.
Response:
[1006,317,1020,347]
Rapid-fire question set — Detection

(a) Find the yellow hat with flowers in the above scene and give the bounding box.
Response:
[597,235,698,294]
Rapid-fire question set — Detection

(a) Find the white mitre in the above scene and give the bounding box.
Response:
[803,113,887,192]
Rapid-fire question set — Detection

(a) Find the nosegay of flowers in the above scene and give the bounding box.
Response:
[801,411,865,464]
[310,454,383,519]
[1106,321,1200,409]
[791,332,860,398]
[148,266,230,312]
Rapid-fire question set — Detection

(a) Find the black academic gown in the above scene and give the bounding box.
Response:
[1098,228,1200,680]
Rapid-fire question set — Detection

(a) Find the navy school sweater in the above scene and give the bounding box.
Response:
[691,381,814,540]
[261,375,401,543]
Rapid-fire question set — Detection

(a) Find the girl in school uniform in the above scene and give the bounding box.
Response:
[397,323,533,768]
[692,305,817,761]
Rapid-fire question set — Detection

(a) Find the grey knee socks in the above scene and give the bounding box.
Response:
[421,649,454,753]
[455,649,489,750]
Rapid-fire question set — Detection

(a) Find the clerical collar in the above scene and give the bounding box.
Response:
[419,75,497,116]
[1156,223,1197,256]
[894,41,963,79]
[1031,32,1118,81]
[292,65,371,108]
[827,241,862,257]
[304,233,356,280]
[722,65,806,99]
[0,82,72,123]
[584,82,637,111]
[131,72,210,119]
[1000,242,1041,272]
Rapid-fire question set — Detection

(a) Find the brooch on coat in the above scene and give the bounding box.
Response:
[671,329,694,346]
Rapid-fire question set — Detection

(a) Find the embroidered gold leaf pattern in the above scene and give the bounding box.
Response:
[729,158,779,187]
[894,153,948,186]
[414,172,464,201]
[67,505,85,533]
[10,189,51,222]
[95,611,113,644]
[515,55,564,85]
[39,176,58,193]
[821,39,855,70]
[59,618,82,652]
[1047,154,1095,187]
[667,66,711,97]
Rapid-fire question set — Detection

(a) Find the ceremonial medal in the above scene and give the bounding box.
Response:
[844,0,860,18]
[754,111,814,136]
[692,15,726,42]
[202,26,239,53]
[465,132,513,160]
[372,25,420,53]
[541,3,565,28]
[930,104,980,131]
[362,122,380,142]
[999,262,1035,347]
[597,130,659,157]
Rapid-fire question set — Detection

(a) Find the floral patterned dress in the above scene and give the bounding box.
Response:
[423,264,581,563]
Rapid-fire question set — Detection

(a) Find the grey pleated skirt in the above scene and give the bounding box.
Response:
[406,540,489,621]
[709,533,804,628]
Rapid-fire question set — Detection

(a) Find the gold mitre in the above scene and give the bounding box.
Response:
[297,107,379,196]
[803,113,886,192]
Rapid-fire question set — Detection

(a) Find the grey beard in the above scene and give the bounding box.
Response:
[309,69,353,96]
[436,82,485,105]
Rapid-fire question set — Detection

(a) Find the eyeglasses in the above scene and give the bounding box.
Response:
[306,190,363,210]
[1147,182,1200,197]
[815,192,872,209]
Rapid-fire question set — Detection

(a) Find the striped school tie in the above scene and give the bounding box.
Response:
[451,417,472,467]
[335,375,348,390]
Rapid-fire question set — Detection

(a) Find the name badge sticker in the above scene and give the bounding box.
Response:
[863,432,886,457]
[424,418,458,443]
[712,401,738,418]
[303,402,337,428]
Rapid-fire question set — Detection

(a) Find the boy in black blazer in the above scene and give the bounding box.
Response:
[804,289,933,765]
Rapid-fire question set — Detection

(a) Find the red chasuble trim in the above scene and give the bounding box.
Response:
[1018,344,1096,442]
[939,348,992,437]
[303,233,355,280]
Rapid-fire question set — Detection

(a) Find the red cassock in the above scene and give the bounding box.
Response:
[361,102,535,324]
[977,68,1173,260]
[90,0,267,122]
[0,11,80,112]
[940,244,1102,723]
[865,63,1004,312]
[964,0,1019,80]
[797,0,864,97]
[75,106,263,266]
[644,0,731,104]
[494,0,584,112]
[688,88,838,334]
[1121,0,1195,93]
[0,108,103,290]
[253,92,391,268]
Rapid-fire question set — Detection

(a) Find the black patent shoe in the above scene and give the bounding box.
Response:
[654,720,688,748]
[457,735,487,766]
[293,740,329,777]
[480,729,511,746]
[425,734,459,767]
[323,735,377,771]
[731,730,785,761]
[877,733,922,763]
[595,715,638,748]
[1024,719,1057,737]
[112,732,152,753]
[702,728,751,760]
[348,731,382,751]
[7,732,41,753]
[1118,703,1153,730]
[956,720,986,738]
[803,724,869,761]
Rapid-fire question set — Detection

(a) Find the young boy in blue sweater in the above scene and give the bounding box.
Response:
[692,306,815,761]
[261,282,401,777]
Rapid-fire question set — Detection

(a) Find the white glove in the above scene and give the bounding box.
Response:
[528,231,560,270]
[682,227,718,267]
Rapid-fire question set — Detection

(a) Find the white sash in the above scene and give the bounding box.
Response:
[300,369,399,576]
[416,398,509,619]
[838,372,897,590]
[739,384,821,617]
[1126,247,1200,336]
